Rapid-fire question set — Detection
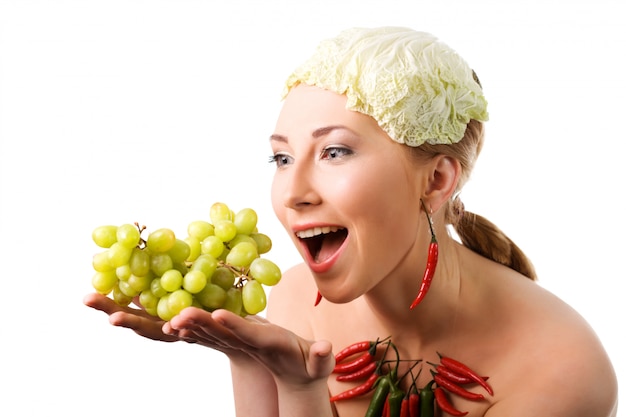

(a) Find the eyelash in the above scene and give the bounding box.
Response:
[268,146,353,166]
[321,146,352,159]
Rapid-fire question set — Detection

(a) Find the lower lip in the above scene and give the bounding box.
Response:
[303,236,348,274]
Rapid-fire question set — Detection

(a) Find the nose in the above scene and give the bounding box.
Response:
[279,161,322,209]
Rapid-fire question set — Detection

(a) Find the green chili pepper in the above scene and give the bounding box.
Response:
[365,375,391,417]
[387,384,405,417]
[419,380,435,417]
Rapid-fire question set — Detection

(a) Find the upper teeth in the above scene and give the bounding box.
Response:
[296,226,342,239]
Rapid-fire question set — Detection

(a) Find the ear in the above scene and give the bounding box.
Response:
[423,155,461,213]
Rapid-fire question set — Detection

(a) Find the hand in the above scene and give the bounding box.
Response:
[166,307,335,386]
[83,292,179,342]
[84,293,335,386]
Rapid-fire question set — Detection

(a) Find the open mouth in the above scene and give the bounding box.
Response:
[296,226,348,263]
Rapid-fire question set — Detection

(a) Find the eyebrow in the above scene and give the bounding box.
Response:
[269,125,352,143]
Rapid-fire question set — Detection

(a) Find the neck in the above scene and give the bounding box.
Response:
[361,234,466,350]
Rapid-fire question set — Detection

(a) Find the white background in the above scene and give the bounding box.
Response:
[0,0,623,415]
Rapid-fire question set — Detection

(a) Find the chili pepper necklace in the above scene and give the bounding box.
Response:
[330,338,494,416]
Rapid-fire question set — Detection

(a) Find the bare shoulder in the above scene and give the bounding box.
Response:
[484,273,618,417]
[265,262,316,335]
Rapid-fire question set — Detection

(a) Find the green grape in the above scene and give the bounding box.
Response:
[116,223,141,249]
[214,219,238,243]
[210,202,233,223]
[92,225,118,248]
[157,294,175,321]
[172,261,189,276]
[190,254,218,279]
[226,241,258,268]
[218,246,230,262]
[119,280,140,297]
[92,251,114,272]
[116,264,132,281]
[146,228,176,253]
[187,220,214,240]
[150,253,173,276]
[234,208,258,235]
[128,274,152,292]
[183,270,207,294]
[227,234,257,250]
[223,287,243,315]
[112,284,134,306]
[242,280,266,315]
[211,266,236,291]
[92,271,118,294]
[129,247,151,277]
[184,236,201,262]
[250,233,272,254]
[195,283,227,310]
[160,269,183,292]
[139,289,159,311]
[167,289,193,316]
[150,277,168,298]
[91,201,280,317]
[107,242,133,268]
[168,239,191,263]
[201,235,224,258]
[249,258,282,286]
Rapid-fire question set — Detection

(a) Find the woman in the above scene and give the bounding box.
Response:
[84,27,618,416]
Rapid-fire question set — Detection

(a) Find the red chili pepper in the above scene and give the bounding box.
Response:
[400,396,410,417]
[336,361,378,382]
[330,372,379,402]
[409,237,437,309]
[410,201,439,310]
[435,365,489,385]
[333,350,374,374]
[434,387,468,416]
[334,340,374,364]
[334,341,380,374]
[314,290,322,306]
[408,390,420,417]
[433,373,484,401]
[439,355,494,396]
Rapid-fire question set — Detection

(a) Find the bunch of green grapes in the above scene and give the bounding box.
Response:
[90,202,281,319]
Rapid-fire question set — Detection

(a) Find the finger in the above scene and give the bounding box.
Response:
[209,308,270,348]
[109,311,178,342]
[307,340,335,379]
[83,293,119,313]
[168,308,240,347]
[84,293,154,319]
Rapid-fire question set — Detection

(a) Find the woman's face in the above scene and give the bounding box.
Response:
[270,85,428,302]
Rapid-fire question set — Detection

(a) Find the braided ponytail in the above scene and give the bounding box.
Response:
[450,202,537,280]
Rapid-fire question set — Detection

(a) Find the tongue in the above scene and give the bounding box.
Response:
[315,232,345,263]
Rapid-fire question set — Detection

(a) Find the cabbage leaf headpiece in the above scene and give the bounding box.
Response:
[283,27,489,146]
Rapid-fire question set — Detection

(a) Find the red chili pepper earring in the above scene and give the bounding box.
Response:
[409,200,439,309]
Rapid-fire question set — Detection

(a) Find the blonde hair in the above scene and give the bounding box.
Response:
[411,119,537,280]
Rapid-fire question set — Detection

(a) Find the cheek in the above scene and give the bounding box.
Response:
[270,175,287,227]
[338,163,419,214]
[345,164,422,253]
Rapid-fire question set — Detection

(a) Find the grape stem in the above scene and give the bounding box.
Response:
[133,222,148,249]
[218,261,252,288]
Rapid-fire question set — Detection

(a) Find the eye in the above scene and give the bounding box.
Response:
[320,146,353,160]
[268,153,293,167]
